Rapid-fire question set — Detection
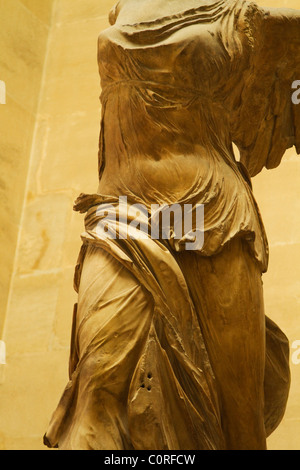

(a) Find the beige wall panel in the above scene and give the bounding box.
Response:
[254,0,300,450]
[0,0,51,113]
[18,0,54,25]
[16,193,72,274]
[0,350,70,450]
[54,0,117,23]
[4,272,60,355]
[0,0,54,334]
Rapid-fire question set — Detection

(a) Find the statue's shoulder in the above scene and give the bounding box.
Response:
[110,0,241,28]
[98,0,257,51]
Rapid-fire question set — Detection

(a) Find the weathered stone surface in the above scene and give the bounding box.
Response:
[17,193,72,274]
[43,0,300,451]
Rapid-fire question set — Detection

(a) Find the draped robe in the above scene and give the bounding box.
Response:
[44,0,300,450]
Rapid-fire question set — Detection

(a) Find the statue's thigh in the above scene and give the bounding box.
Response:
[176,238,266,448]
[75,243,154,368]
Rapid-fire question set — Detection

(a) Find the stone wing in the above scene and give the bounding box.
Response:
[231,7,300,177]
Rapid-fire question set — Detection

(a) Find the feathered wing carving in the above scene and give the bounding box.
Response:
[231,6,300,177]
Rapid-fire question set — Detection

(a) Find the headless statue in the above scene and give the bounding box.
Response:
[44,0,300,450]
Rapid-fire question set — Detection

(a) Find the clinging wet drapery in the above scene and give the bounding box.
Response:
[44,0,299,450]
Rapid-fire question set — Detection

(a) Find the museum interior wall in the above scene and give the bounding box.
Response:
[0,0,299,450]
[0,0,54,338]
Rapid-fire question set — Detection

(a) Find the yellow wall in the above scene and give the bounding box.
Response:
[253,0,300,451]
[0,0,299,450]
[0,0,54,335]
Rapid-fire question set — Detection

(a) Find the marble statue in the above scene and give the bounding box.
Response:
[44,0,300,450]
